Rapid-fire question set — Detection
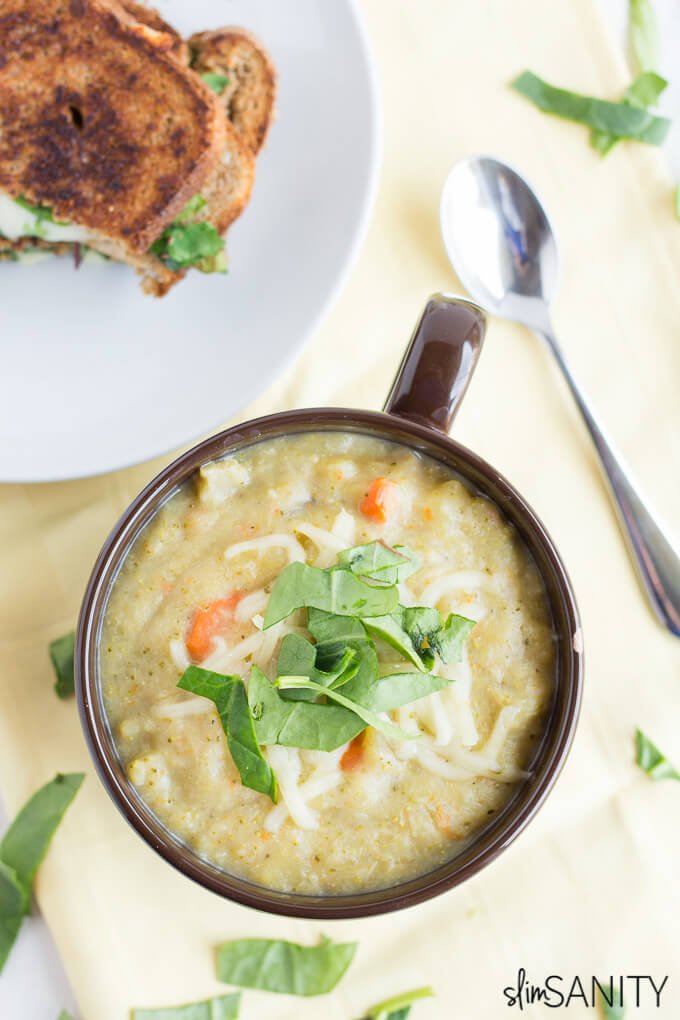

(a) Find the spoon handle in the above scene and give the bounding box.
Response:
[536,325,680,637]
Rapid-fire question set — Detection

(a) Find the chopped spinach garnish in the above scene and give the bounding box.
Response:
[179,542,475,800]
[178,668,277,802]
[149,196,225,273]
[202,72,230,95]
[216,935,357,996]
[0,773,84,972]
[635,728,680,780]
[510,71,670,146]
[49,632,75,699]
[629,0,659,73]
[362,986,434,1020]
[132,993,240,1019]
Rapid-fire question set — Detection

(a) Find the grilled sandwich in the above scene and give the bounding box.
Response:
[0,0,275,295]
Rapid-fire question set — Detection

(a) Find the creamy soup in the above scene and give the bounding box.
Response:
[101,432,554,894]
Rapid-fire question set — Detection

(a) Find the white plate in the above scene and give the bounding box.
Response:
[0,0,380,482]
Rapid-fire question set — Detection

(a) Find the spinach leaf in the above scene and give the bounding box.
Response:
[0,860,28,973]
[434,613,476,663]
[362,613,428,670]
[49,632,75,699]
[591,72,667,155]
[362,986,434,1020]
[597,980,625,1019]
[0,773,84,895]
[511,71,670,145]
[263,562,399,628]
[202,72,230,95]
[178,668,278,802]
[249,667,365,751]
[635,728,680,780]
[276,676,419,742]
[216,935,357,995]
[361,671,449,713]
[175,195,208,224]
[307,610,380,706]
[0,773,83,973]
[149,195,225,274]
[132,993,240,1019]
[276,633,357,702]
[338,542,420,584]
[15,195,60,225]
[630,0,659,73]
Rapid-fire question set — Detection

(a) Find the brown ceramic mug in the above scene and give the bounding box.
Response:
[76,293,583,919]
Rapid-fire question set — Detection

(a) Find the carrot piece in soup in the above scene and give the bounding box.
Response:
[186,592,242,662]
[359,477,400,523]
[340,732,367,771]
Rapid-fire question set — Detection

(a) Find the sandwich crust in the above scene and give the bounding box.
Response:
[0,0,226,253]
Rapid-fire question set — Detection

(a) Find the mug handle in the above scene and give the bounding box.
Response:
[383,293,487,433]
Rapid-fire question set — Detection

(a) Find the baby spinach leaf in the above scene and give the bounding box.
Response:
[362,613,428,670]
[338,541,409,577]
[434,613,476,663]
[0,773,83,974]
[307,610,380,706]
[276,677,419,742]
[216,934,357,996]
[591,72,667,155]
[276,634,357,702]
[630,0,660,73]
[264,562,399,628]
[511,71,670,145]
[0,860,28,973]
[202,72,230,95]
[164,223,224,270]
[635,728,680,780]
[362,672,450,713]
[0,773,84,895]
[132,992,240,1019]
[249,667,365,751]
[49,632,75,699]
[362,986,434,1020]
[178,668,277,802]
[597,980,625,1020]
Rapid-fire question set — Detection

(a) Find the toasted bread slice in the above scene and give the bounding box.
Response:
[189,29,277,154]
[0,0,226,254]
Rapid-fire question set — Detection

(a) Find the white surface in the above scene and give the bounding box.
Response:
[0,0,380,482]
[2,0,680,1017]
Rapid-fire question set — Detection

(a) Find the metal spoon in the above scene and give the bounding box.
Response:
[440,154,680,636]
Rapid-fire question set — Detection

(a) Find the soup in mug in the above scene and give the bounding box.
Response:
[101,432,554,894]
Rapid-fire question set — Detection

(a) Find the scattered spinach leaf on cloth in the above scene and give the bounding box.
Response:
[510,71,670,146]
[49,632,75,699]
[178,667,278,802]
[635,728,680,780]
[362,985,434,1020]
[591,72,667,155]
[216,935,357,995]
[0,773,84,972]
[132,993,241,1019]
[597,980,625,1019]
[629,0,660,73]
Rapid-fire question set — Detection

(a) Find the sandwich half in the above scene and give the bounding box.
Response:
[0,0,275,295]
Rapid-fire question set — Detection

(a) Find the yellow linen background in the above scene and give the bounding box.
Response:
[1,0,680,1016]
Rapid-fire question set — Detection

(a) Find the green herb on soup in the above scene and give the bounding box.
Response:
[629,0,660,73]
[180,542,475,801]
[216,935,357,996]
[0,773,84,972]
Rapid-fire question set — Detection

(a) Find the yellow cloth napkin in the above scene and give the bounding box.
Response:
[1,0,680,1017]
